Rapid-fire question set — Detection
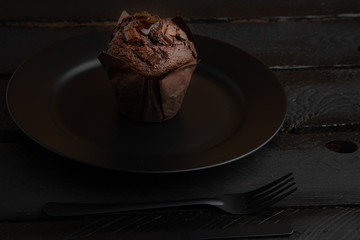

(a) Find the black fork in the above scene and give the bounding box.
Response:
[43,173,296,216]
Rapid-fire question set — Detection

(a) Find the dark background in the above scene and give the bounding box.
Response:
[1,0,360,239]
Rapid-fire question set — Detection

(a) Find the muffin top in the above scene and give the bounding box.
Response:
[106,11,197,77]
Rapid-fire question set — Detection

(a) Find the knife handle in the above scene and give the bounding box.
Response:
[188,222,293,239]
[70,223,293,240]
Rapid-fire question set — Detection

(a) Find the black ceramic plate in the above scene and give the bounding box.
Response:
[7,32,286,173]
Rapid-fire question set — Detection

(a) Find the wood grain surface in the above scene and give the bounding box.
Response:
[0,130,359,220]
[1,207,360,239]
[1,1,360,239]
[0,16,359,221]
[274,68,360,131]
[2,19,360,73]
[1,0,359,20]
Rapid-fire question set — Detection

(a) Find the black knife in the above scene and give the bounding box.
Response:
[72,222,293,239]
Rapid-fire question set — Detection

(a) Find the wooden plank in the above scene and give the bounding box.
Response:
[0,131,359,220]
[1,207,360,239]
[273,68,360,131]
[0,0,359,20]
[1,19,360,73]
[190,19,360,67]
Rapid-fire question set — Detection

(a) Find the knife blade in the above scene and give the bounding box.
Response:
[72,222,293,240]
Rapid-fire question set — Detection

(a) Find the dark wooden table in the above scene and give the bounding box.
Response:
[1,1,360,239]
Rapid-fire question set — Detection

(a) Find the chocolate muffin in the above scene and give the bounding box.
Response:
[98,11,198,122]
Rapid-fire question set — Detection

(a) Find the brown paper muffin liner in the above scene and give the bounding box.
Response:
[98,13,198,122]
[98,52,197,122]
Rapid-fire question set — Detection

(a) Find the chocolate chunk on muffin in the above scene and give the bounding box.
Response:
[98,11,198,122]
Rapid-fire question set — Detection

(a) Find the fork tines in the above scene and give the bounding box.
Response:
[245,173,297,211]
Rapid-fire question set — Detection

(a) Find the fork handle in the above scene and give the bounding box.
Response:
[43,199,223,217]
